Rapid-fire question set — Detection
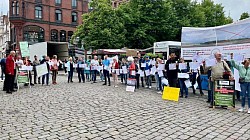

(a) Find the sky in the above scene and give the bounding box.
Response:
[1,0,250,21]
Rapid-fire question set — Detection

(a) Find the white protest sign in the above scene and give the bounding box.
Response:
[126,85,135,92]
[36,63,48,77]
[151,66,157,75]
[116,69,120,75]
[234,54,244,62]
[161,78,168,85]
[158,70,164,77]
[206,59,216,67]
[184,80,192,88]
[151,60,156,66]
[158,64,165,70]
[178,73,189,79]
[189,62,200,70]
[131,71,136,76]
[141,63,146,68]
[178,63,187,70]
[169,63,176,70]
[234,68,241,91]
[145,70,150,76]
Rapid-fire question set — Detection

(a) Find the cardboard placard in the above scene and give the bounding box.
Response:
[162,86,180,102]
[126,49,137,57]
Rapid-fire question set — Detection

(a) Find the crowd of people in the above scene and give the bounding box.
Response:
[1,51,249,114]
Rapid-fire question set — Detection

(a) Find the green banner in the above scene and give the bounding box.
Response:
[19,41,30,57]
[214,80,235,107]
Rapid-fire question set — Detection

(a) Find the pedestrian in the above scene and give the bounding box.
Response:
[120,58,128,84]
[24,57,34,86]
[51,55,58,84]
[5,51,16,94]
[41,56,50,86]
[77,57,85,83]
[145,56,152,89]
[67,57,74,83]
[102,55,111,86]
[33,55,40,84]
[63,58,67,74]
[191,61,204,96]
[85,58,91,81]
[138,53,145,87]
[91,55,99,84]
[0,56,6,81]
[112,57,119,87]
[166,53,178,87]
[128,56,136,79]
[155,58,164,94]
[178,58,189,98]
[99,58,104,82]
[231,57,250,113]
[204,52,233,108]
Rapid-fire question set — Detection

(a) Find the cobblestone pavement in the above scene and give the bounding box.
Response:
[1,75,250,140]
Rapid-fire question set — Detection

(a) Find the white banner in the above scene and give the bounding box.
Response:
[36,64,48,77]
[181,43,250,60]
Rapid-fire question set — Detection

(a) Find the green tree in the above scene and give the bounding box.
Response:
[201,0,229,27]
[73,0,126,50]
[240,12,250,20]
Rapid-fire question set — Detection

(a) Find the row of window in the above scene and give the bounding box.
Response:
[23,25,74,43]
[56,0,77,8]
[35,7,77,23]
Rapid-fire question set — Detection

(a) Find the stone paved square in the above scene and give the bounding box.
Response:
[0,75,250,140]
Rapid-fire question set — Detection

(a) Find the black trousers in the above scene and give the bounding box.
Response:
[78,70,85,82]
[168,77,177,87]
[103,69,110,85]
[5,74,14,92]
[136,74,140,89]
[192,75,203,94]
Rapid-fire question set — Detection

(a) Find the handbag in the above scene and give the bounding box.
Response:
[239,69,248,84]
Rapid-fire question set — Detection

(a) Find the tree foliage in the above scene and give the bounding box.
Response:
[240,12,250,20]
[73,0,233,50]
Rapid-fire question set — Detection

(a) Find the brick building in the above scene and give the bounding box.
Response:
[9,0,88,52]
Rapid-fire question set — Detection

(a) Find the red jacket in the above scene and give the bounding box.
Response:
[113,62,119,69]
[5,55,15,75]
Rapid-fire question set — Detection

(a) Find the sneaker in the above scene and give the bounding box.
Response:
[248,109,250,114]
[145,86,148,88]
[157,91,162,94]
[239,108,245,112]
[149,86,152,89]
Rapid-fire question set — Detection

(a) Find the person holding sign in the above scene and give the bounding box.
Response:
[51,55,58,85]
[166,53,178,87]
[231,56,250,113]
[120,58,128,84]
[85,56,91,81]
[204,52,233,108]
[40,56,50,86]
[77,57,85,83]
[145,56,152,89]
[112,58,119,88]
[102,55,111,86]
[5,51,16,94]
[24,57,34,86]
[128,56,136,79]
[138,53,145,88]
[178,58,189,98]
[91,56,99,84]
[33,55,40,84]
[155,58,164,93]
[67,57,74,83]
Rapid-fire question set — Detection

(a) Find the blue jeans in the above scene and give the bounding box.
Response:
[240,82,250,108]
[155,74,162,91]
[146,76,152,87]
[121,74,127,84]
[100,71,104,81]
[91,70,97,82]
[42,73,49,85]
[68,71,73,82]
[179,79,188,97]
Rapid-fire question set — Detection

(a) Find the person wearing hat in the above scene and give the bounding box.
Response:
[33,55,40,84]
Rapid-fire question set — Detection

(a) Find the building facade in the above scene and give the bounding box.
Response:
[9,0,88,51]
[0,13,10,57]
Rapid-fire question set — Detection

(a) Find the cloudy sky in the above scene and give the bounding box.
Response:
[1,0,250,21]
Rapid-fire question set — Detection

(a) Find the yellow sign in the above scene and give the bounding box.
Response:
[162,86,180,102]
